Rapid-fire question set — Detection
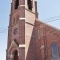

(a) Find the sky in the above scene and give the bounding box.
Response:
[0,0,60,60]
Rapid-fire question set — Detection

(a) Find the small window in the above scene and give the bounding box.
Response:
[14,0,19,9]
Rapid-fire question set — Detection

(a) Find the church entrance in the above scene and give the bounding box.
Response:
[13,50,18,60]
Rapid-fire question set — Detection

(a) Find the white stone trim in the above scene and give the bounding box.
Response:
[10,54,13,58]
[40,45,44,49]
[19,44,25,47]
[20,5,25,7]
[19,18,25,20]
[18,53,19,56]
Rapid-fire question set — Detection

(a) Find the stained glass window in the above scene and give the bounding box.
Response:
[51,42,59,60]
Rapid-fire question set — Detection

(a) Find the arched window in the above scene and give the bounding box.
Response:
[51,42,59,59]
[13,50,18,60]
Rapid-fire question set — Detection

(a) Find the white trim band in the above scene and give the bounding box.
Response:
[40,45,44,49]
[19,18,25,20]
[19,44,25,47]
[10,55,13,58]
[18,53,19,56]
[20,5,25,7]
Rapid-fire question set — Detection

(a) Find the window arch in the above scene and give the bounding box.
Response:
[51,42,59,59]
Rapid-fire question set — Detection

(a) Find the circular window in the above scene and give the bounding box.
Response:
[13,28,18,35]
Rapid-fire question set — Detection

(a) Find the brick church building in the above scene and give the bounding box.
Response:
[6,0,60,60]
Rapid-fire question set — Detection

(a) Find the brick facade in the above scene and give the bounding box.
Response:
[6,0,60,60]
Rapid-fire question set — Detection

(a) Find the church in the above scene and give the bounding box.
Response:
[6,0,60,60]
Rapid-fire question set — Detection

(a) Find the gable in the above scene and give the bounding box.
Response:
[8,40,19,52]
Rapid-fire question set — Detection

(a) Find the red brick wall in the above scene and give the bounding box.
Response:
[35,20,60,60]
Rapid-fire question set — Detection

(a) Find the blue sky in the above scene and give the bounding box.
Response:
[38,0,60,28]
[0,0,60,60]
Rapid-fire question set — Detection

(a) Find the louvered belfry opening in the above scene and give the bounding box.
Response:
[27,0,32,10]
[15,0,19,9]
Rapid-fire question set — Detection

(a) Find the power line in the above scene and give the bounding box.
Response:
[0,29,8,31]
[0,16,60,33]
[0,29,8,33]
[45,17,60,23]
[43,15,60,22]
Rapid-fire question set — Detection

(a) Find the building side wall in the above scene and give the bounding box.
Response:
[36,20,60,60]
[25,9,36,59]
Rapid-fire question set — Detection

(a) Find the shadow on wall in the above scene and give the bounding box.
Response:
[26,21,38,60]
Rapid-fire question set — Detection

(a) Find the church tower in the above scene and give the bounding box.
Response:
[6,0,38,60]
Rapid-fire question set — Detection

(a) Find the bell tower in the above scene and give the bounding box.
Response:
[6,0,38,60]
